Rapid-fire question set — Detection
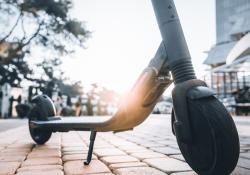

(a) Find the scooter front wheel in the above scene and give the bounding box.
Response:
[175,96,239,175]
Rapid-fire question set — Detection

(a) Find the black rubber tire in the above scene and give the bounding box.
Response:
[28,102,52,145]
[175,96,239,175]
[29,119,52,145]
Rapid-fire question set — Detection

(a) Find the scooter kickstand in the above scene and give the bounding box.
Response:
[84,131,97,165]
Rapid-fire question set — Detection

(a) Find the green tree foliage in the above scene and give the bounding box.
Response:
[0,0,89,92]
[57,80,83,97]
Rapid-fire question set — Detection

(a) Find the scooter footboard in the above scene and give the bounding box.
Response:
[29,67,172,132]
[96,67,172,132]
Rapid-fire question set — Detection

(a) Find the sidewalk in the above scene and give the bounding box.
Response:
[0,119,26,132]
[0,115,249,175]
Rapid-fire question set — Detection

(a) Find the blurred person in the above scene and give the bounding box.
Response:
[66,95,72,107]
[55,92,63,115]
[61,95,74,116]
[75,96,82,116]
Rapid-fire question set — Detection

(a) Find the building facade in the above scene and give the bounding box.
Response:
[204,0,250,114]
[205,0,250,67]
[216,0,250,44]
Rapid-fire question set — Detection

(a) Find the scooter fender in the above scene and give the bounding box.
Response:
[28,95,56,121]
[172,79,215,143]
[187,86,215,100]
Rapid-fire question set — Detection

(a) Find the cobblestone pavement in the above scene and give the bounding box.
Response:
[0,115,250,175]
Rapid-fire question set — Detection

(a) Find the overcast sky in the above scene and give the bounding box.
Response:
[62,0,216,93]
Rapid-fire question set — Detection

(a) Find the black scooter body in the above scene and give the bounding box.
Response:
[28,0,240,174]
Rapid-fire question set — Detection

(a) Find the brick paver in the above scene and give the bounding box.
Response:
[171,172,196,175]
[94,148,127,157]
[100,155,139,165]
[22,157,62,166]
[16,169,64,175]
[144,157,192,173]
[0,116,249,174]
[169,154,186,162]
[131,151,167,160]
[109,162,148,170]
[64,160,111,175]
[237,157,250,169]
[62,153,97,161]
[89,174,114,175]
[0,162,21,175]
[232,167,250,175]
[0,155,26,162]
[17,165,63,172]
[150,146,181,155]
[27,149,61,158]
[114,167,167,175]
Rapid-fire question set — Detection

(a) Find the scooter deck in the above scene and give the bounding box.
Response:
[30,68,172,133]
[30,116,112,132]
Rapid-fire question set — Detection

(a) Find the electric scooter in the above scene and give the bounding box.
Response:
[28,0,240,174]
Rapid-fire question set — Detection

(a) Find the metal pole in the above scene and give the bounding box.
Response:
[223,72,226,97]
[211,71,214,90]
[243,71,246,88]
[236,72,239,90]
[216,73,220,96]
[229,72,233,93]
[151,0,196,84]
[151,0,191,66]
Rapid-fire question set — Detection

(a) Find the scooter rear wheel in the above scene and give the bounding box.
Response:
[28,108,52,145]
[28,95,55,145]
[175,96,239,175]
[29,120,52,145]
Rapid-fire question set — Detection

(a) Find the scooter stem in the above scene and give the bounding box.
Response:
[152,0,213,143]
[151,0,196,83]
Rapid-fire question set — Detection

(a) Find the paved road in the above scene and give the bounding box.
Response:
[0,115,249,175]
[0,119,27,132]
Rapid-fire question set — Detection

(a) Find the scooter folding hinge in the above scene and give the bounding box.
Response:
[142,72,172,107]
[148,41,169,74]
